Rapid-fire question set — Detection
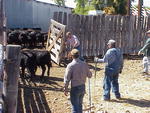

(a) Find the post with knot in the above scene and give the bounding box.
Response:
[5,45,21,113]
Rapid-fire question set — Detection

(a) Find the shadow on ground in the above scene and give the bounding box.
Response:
[110,98,150,108]
[17,87,51,113]
[17,76,64,113]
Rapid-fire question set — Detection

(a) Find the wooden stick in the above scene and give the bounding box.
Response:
[82,105,95,111]
[88,78,92,112]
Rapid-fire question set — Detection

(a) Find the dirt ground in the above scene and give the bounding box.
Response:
[17,58,150,113]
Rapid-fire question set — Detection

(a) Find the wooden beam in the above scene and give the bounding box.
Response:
[0,0,7,46]
[127,0,131,16]
[0,0,3,44]
[138,0,143,23]
[51,19,65,30]
[5,45,21,113]
[47,29,64,51]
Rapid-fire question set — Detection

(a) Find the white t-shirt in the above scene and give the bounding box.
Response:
[68,35,80,48]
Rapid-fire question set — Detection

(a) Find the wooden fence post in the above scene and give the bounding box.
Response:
[0,0,4,44]
[5,45,21,113]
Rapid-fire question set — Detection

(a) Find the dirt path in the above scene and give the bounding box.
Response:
[17,59,150,113]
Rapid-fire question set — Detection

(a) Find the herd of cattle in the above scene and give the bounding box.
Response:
[7,29,48,48]
[6,28,53,80]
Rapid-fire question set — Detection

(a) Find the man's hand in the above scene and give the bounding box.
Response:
[64,90,68,96]
[64,42,68,45]
[64,87,69,96]
[119,70,122,74]
[94,57,99,62]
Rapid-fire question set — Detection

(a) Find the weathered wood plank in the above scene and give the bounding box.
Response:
[5,45,21,113]
[53,12,59,21]
[51,19,65,30]
[57,12,63,24]
[89,16,93,56]
[84,16,89,57]
[0,0,3,44]
[63,12,67,25]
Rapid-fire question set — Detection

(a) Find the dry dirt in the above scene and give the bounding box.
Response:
[17,58,150,113]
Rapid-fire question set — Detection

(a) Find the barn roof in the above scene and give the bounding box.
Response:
[35,0,73,9]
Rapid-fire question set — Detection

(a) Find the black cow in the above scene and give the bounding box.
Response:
[28,31,37,47]
[20,49,52,79]
[31,49,52,78]
[36,32,45,47]
[18,31,29,47]
[7,30,20,44]
[20,50,37,78]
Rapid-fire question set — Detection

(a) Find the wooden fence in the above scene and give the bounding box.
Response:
[53,12,150,57]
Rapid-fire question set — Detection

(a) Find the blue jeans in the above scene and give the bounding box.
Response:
[70,84,85,113]
[103,70,120,100]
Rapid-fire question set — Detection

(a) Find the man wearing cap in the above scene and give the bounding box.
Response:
[64,49,92,113]
[94,39,123,101]
[138,30,150,74]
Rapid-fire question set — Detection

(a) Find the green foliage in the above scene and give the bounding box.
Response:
[91,0,104,10]
[54,0,65,6]
[73,0,128,15]
[113,0,127,15]
[145,6,150,10]
[73,0,89,15]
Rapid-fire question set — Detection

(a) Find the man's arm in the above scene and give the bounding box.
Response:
[73,35,80,47]
[64,65,72,92]
[95,50,111,63]
[139,43,150,54]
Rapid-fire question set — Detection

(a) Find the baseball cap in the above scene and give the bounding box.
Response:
[146,30,150,34]
[107,39,116,45]
[71,49,79,55]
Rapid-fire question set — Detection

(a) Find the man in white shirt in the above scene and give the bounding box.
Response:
[66,32,84,61]
[66,32,80,50]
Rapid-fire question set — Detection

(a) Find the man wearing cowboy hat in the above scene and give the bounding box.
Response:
[64,49,92,113]
[94,39,123,101]
[138,30,150,74]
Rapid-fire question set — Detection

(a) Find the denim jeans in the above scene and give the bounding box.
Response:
[143,56,150,73]
[103,70,120,100]
[70,84,85,113]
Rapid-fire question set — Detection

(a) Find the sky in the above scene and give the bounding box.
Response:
[133,0,150,7]
[37,0,150,8]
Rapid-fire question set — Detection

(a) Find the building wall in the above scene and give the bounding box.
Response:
[5,0,71,31]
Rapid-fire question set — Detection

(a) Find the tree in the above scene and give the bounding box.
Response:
[74,0,89,15]
[91,0,105,10]
[113,0,127,15]
[54,0,65,6]
[101,0,128,15]
[74,0,134,15]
